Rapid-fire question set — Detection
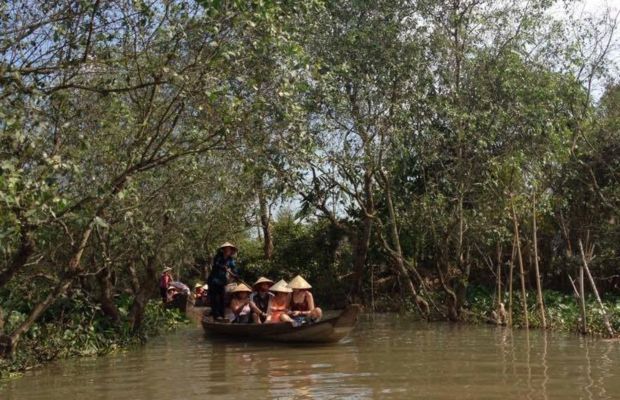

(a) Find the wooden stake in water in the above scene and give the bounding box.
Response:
[579,240,614,338]
[579,262,588,335]
[511,197,529,329]
[508,236,516,327]
[532,192,547,329]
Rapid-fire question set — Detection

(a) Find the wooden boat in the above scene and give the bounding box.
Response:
[201,304,362,343]
[165,293,189,313]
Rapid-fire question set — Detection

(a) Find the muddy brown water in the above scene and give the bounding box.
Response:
[2,314,619,399]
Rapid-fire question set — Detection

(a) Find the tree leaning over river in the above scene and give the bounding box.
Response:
[1,0,619,364]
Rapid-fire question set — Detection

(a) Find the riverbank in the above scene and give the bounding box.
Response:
[0,295,187,379]
[3,314,620,399]
[2,287,618,380]
[370,287,620,337]
[465,288,620,336]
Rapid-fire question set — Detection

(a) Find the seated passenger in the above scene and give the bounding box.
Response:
[229,283,261,324]
[201,284,210,306]
[288,275,322,324]
[194,282,205,305]
[169,281,190,296]
[265,279,294,324]
[166,282,190,307]
[166,286,178,303]
[250,276,274,323]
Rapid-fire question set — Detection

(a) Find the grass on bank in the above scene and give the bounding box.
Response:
[0,293,187,380]
[372,286,620,336]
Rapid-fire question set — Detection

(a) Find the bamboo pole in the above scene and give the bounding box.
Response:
[370,263,375,312]
[508,235,516,327]
[579,240,614,338]
[496,243,502,307]
[569,273,587,334]
[511,198,529,329]
[531,192,547,329]
[579,259,588,334]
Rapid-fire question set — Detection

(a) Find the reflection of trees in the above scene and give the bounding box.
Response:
[205,341,232,396]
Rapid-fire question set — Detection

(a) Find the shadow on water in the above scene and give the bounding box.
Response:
[2,314,620,399]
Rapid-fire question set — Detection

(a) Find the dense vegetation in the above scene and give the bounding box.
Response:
[1,0,619,374]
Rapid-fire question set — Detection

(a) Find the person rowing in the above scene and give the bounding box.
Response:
[207,242,239,321]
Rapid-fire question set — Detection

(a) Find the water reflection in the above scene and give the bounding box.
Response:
[2,315,620,399]
[541,330,549,400]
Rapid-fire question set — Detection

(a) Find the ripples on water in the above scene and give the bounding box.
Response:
[2,314,620,399]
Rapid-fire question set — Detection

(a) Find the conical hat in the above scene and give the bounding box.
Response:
[269,279,292,293]
[162,267,172,273]
[195,282,203,288]
[219,242,237,251]
[253,276,274,287]
[225,282,238,293]
[288,275,312,290]
[232,283,252,293]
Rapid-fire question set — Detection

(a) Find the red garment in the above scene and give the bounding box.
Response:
[268,297,289,323]
[159,273,172,289]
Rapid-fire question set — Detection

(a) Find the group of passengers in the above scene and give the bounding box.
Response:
[160,241,322,326]
[208,242,322,326]
[159,267,191,304]
[226,275,323,326]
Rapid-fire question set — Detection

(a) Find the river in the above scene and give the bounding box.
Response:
[2,314,619,399]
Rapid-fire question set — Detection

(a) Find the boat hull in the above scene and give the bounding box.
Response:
[201,304,361,343]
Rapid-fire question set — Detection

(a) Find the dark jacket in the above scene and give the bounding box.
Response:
[207,253,238,287]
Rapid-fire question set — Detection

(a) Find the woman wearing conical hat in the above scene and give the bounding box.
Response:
[207,242,239,321]
[265,280,294,324]
[193,282,206,307]
[229,283,261,324]
[289,275,322,323]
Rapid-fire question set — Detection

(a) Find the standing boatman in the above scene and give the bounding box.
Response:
[207,242,239,321]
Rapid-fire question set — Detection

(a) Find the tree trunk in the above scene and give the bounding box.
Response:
[257,177,273,260]
[383,174,429,315]
[349,171,374,301]
[97,266,120,325]
[511,199,529,329]
[128,255,158,332]
[508,235,517,327]
[0,230,35,289]
[496,243,503,307]
[0,277,74,357]
[1,219,95,357]
[531,193,547,329]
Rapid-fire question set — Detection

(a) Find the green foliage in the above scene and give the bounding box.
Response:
[0,287,186,377]
[466,287,620,336]
[1,0,619,377]
[240,213,350,307]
